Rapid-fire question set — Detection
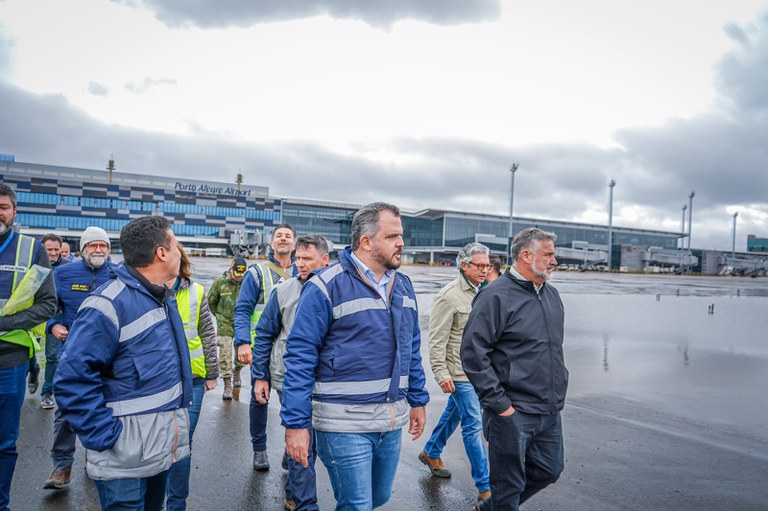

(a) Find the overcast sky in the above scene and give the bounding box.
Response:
[1,0,766,250]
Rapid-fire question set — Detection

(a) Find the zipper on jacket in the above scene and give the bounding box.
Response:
[537,289,556,414]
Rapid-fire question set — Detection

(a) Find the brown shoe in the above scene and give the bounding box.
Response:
[43,466,72,490]
[418,450,451,478]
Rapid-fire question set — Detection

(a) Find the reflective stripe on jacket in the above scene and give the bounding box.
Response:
[176,281,206,378]
[280,247,429,433]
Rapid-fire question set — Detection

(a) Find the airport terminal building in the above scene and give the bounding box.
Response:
[3,156,689,267]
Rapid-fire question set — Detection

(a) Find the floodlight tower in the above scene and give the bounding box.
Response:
[687,191,695,251]
[680,204,687,249]
[607,179,616,270]
[507,162,519,266]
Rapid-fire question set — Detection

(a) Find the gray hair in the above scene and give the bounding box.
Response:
[456,242,490,269]
[295,234,330,256]
[351,202,400,250]
[510,227,557,262]
[0,183,17,208]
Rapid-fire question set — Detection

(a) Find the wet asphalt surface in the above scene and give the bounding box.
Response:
[10,263,768,510]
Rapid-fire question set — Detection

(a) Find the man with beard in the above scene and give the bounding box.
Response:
[37,233,72,410]
[43,226,116,490]
[461,228,567,511]
[282,202,429,510]
[0,183,57,511]
[234,224,297,470]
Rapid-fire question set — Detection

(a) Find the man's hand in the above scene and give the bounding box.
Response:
[51,324,68,341]
[236,344,252,365]
[408,406,426,440]
[204,379,217,391]
[439,378,456,393]
[253,379,270,404]
[499,406,515,417]
[285,428,310,468]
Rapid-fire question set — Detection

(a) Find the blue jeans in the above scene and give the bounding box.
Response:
[166,379,205,511]
[0,363,27,511]
[277,391,318,510]
[316,430,402,511]
[482,410,564,510]
[51,404,77,470]
[94,470,169,511]
[41,334,59,397]
[249,379,269,452]
[424,381,489,492]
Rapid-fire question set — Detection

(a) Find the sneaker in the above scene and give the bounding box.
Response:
[43,466,72,490]
[281,452,289,470]
[418,450,451,478]
[41,395,55,410]
[283,499,296,511]
[252,450,269,471]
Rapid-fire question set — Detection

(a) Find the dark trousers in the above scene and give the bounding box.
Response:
[94,470,168,511]
[41,334,59,397]
[0,363,27,511]
[482,409,564,511]
[277,390,318,510]
[249,379,269,452]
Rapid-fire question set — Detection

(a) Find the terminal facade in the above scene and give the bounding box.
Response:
[3,156,764,275]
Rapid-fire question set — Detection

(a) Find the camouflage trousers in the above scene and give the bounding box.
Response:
[217,335,246,379]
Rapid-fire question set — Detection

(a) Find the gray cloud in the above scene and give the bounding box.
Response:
[125,76,178,94]
[114,0,501,30]
[2,9,767,250]
[88,81,110,96]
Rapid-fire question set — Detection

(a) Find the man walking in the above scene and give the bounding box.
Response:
[252,235,330,511]
[34,233,71,408]
[419,242,491,504]
[0,183,56,511]
[54,216,193,511]
[43,227,115,489]
[462,228,567,511]
[282,202,429,510]
[235,225,297,470]
[207,257,247,400]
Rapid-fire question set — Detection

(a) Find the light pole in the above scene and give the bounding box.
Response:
[607,179,616,270]
[680,204,687,250]
[507,162,519,266]
[732,211,739,258]
[687,191,695,252]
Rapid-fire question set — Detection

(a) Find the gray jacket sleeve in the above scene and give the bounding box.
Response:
[0,245,57,332]
[199,294,219,380]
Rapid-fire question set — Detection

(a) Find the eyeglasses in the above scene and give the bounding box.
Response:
[86,242,109,251]
[467,262,492,271]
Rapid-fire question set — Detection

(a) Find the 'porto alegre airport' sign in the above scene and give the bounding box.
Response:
[174,181,253,197]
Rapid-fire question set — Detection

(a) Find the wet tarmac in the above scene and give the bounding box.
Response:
[10,261,768,510]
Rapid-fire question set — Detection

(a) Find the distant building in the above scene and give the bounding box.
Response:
[4,157,682,262]
[747,235,768,254]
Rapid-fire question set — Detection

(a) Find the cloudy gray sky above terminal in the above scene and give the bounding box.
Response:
[0,0,766,250]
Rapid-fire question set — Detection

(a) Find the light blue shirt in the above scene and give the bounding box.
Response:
[349,250,394,304]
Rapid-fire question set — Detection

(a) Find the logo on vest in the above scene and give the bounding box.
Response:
[70,284,91,292]
[0,265,28,273]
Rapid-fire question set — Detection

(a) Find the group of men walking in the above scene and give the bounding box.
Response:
[1,180,569,511]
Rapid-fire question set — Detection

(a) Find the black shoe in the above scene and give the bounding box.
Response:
[28,376,39,395]
[253,451,269,471]
[282,452,289,470]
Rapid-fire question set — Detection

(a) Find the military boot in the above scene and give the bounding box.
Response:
[223,378,233,400]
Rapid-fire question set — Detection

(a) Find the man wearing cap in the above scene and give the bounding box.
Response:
[43,226,116,490]
[207,257,247,400]
[235,224,297,470]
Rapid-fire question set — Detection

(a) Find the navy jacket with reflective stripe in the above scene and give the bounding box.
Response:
[47,257,115,333]
[280,247,429,429]
[54,264,193,452]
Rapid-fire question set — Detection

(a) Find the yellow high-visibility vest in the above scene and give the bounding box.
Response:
[0,233,40,357]
[175,281,206,378]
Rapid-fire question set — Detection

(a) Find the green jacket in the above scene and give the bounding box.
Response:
[207,273,241,337]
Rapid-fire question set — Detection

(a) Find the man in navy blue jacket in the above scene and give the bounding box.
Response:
[55,216,193,511]
[282,202,429,510]
[43,227,115,490]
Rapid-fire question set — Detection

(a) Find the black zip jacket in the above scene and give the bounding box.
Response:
[460,270,568,415]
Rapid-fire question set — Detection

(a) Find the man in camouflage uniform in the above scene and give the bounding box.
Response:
[208,258,247,400]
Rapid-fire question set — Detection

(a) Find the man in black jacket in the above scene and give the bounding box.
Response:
[461,227,567,511]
